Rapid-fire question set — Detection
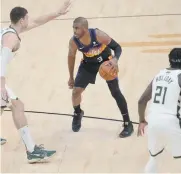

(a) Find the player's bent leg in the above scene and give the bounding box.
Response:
[9,99,27,128]
[144,149,164,173]
[145,124,165,173]
[170,119,181,159]
[106,78,133,138]
[147,125,165,157]
[144,156,159,173]
[1,109,7,145]
[72,87,85,132]
[72,64,96,132]
[72,87,84,107]
[8,99,56,163]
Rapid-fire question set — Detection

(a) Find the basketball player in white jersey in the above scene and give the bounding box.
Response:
[0,0,72,163]
[137,48,181,173]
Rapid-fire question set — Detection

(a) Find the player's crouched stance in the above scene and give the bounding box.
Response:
[67,17,134,137]
[137,48,181,173]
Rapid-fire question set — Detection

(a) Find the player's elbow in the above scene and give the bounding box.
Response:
[138,99,143,105]
[138,96,150,106]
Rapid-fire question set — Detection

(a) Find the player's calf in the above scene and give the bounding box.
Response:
[72,87,84,132]
[107,79,134,137]
[72,87,84,106]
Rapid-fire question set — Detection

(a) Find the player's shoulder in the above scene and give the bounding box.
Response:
[69,36,76,44]
[1,27,18,38]
[155,68,167,75]
[94,28,104,35]
[69,37,78,49]
[94,28,110,43]
[2,31,18,41]
[1,27,16,35]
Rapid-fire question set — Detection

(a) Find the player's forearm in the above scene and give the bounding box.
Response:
[33,12,60,26]
[68,56,75,79]
[107,39,122,60]
[138,101,147,122]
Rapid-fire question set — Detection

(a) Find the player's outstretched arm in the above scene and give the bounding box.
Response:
[22,0,72,32]
[67,38,77,89]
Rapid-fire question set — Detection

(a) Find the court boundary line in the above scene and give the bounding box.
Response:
[4,109,139,125]
[1,13,181,23]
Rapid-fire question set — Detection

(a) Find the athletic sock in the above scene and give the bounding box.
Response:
[74,105,81,114]
[19,125,35,152]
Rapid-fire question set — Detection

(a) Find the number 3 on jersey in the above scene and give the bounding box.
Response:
[153,86,167,104]
[97,56,103,62]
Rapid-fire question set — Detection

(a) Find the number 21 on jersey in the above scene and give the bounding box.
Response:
[153,86,167,104]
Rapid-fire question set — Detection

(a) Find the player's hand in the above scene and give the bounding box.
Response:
[137,121,148,137]
[68,77,74,89]
[107,58,119,76]
[1,87,8,108]
[57,0,73,15]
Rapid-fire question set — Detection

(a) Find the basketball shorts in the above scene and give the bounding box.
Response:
[147,114,181,158]
[74,62,118,88]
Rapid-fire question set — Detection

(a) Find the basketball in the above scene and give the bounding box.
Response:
[99,61,118,81]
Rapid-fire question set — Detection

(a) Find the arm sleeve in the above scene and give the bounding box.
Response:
[107,39,122,60]
[0,47,13,77]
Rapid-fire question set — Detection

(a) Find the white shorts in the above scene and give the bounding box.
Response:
[1,85,18,108]
[147,114,181,158]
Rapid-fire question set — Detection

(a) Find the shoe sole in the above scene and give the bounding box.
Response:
[28,152,56,164]
[72,126,81,132]
[1,141,7,145]
[72,112,84,132]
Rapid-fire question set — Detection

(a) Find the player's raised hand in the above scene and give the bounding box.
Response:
[57,0,73,15]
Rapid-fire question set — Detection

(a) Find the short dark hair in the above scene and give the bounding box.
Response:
[169,48,181,68]
[73,17,88,28]
[10,7,28,24]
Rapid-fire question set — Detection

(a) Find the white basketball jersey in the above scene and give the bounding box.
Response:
[0,27,16,48]
[148,69,181,118]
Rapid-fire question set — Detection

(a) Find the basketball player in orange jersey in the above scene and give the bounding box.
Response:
[67,17,134,138]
